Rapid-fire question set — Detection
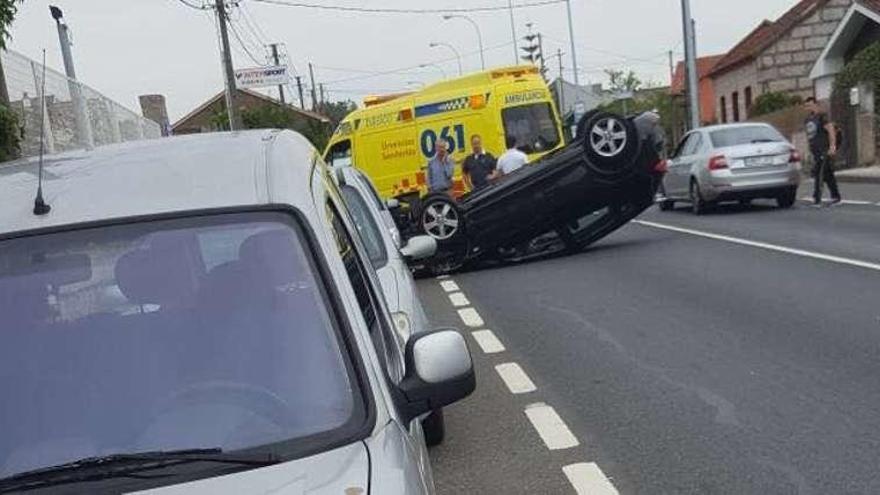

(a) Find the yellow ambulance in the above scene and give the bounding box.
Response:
[324,65,564,201]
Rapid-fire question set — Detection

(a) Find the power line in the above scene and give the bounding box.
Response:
[228,17,267,66]
[177,0,210,10]
[250,0,566,14]
[237,2,270,46]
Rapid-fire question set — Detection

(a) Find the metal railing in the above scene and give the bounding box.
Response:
[2,49,161,158]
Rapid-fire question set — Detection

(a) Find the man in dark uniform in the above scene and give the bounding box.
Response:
[462,134,497,192]
[804,97,841,206]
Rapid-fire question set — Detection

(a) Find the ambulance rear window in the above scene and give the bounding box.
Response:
[502,103,560,154]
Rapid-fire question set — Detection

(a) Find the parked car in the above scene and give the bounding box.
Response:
[659,122,802,214]
[334,165,448,446]
[0,130,475,494]
[408,111,667,271]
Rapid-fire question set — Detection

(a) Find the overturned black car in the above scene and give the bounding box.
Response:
[399,111,667,273]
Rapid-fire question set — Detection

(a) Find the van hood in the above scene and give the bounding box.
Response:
[130,443,369,495]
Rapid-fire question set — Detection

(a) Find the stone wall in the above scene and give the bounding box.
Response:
[757,0,853,98]
[713,61,758,123]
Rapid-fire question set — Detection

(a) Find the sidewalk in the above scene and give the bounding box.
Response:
[836,165,880,184]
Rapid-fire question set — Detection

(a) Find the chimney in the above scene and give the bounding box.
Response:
[139,94,171,136]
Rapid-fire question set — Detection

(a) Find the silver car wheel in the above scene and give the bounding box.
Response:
[590,117,628,158]
[423,202,460,240]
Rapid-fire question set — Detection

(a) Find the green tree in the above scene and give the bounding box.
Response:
[750,91,803,117]
[0,0,24,161]
[598,87,676,153]
[316,99,357,128]
[605,69,643,93]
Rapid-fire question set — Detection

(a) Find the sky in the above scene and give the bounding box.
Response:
[8,0,802,122]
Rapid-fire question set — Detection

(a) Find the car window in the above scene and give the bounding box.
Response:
[355,170,387,213]
[326,139,353,168]
[709,126,785,148]
[0,212,364,479]
[676,133,700,157]
[502,103,561,154]
[340,184,388,269]
[325,201,404,383]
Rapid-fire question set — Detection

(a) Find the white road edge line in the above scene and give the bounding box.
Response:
[435,274,450,280]
[470,330,505,354]
[448,292,470,307]
[634,220,880,272]
[495,363,537,394]
[524,402,579,450]
[841,200,874,205]
[440,280,460,292]
[563,463,619,495]
[458,308,485,328]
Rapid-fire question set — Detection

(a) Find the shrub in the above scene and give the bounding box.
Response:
[750,92,803,117]
[0,104,20,162]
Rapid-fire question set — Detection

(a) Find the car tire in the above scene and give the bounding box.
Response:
[658,199,674,211]
[690,180,707,215]
[419,193,464,242]
[580,111,639,177]
[422,409,445,447]
[777,187,797,209]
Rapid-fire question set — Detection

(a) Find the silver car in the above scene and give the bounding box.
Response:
[0,130,474,494]
[660,123,802,214]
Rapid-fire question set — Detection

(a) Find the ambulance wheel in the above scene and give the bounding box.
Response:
[581,112,639,176]
[419,193,464,242]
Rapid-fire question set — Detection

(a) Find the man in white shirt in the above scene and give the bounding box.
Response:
[496,135,528,176]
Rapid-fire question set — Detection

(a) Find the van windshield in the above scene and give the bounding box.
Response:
[0,212,362,479]
[502,103,561,154]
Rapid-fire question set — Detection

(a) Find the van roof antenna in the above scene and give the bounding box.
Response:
[33,48,50,216]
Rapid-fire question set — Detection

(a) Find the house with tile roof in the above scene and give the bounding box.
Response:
[709,0,854,124]
[670,54,725,126]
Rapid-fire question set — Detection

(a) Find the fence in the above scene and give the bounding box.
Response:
[2,49,160,158]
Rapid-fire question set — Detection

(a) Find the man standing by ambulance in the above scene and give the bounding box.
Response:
[427,138,456,194]
[462,134,497,191]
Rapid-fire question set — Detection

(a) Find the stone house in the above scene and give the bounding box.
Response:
[172,88,329,135]
[708,0,853,124]
[670,54,725,129]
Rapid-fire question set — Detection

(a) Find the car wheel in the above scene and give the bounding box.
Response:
[690,180,707,215]
[581,112,639,176]
[777,187,797,209]
[419,193,464,242]
[658,199,674,211]
[422,409,445,447]
[739,198,752,207]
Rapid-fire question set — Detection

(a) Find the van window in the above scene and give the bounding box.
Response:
[327,139,352,168]
[502,103,561,154]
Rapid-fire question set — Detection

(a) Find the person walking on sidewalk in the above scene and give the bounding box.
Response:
[426,138,456,194]
[804,97,841,206]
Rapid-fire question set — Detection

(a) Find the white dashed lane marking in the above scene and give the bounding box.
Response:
[440,280,460,292]
[495,363,537,394]
[524,402,580,450]
[635,220,880,272]
[435,274,450,280]
[448,292,470,307]
[470,330,505,354]
[458,307,485,328]
[563,463,619,495]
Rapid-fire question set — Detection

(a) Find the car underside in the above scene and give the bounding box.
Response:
[395,111,667,274]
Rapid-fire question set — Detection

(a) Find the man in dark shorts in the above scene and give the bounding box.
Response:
[462,134,497,192]
[804,97,841,206]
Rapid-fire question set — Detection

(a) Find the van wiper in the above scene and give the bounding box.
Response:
[0,448,281,493]
[751,138,776,143]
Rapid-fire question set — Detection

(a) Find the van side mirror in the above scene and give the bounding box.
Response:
[399,329,475,423]
[400,236,437,262]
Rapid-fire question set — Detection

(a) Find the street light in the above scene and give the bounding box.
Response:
[419,63,447,79]
[442,14,485,70]
[429,42,463,76]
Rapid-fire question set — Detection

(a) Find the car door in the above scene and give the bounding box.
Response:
[324,190,434,493]
[666,133,697,198]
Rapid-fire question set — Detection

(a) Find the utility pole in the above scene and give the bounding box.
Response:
[308,62,318,111]
[681,0,700,130]
[319,83,325,107]
[556,48,565,118]
[49,6,93,149]
[564,0,580,86]
[215,0,241,130]
[270,43,285,103]
[507,0,518,64]
[295,75,305,108]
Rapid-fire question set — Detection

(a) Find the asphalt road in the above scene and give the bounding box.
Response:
[421,183,880,494]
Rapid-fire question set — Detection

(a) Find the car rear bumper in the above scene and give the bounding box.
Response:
[700,165,801,200]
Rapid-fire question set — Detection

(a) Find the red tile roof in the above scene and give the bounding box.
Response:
[670,55,725,95]
[858,0,880,13]
[709,0,829,77]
